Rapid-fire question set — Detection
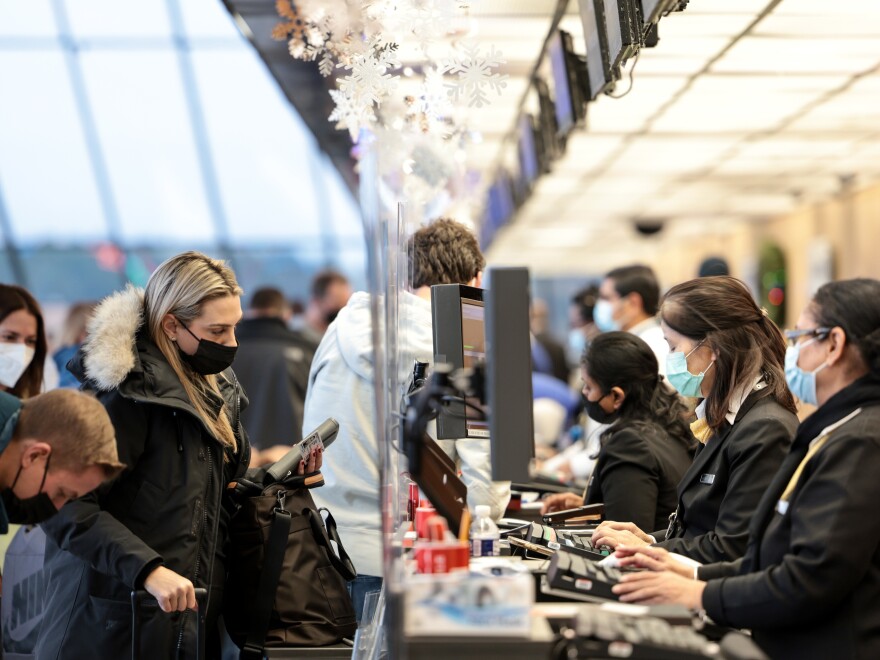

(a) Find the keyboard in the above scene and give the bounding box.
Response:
[546,550,623,601]
[569,605,722,659]
[528,522,611,561]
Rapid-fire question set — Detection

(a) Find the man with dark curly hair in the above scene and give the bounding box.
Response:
[303,218,510,623]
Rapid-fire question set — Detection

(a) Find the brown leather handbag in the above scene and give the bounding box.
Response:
[223,466,357,659]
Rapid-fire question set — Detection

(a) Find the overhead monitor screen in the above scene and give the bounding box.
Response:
[548,32,575,135]
[577,0,609,100]
[603,0,624,70]
[518,114,540,184]
[641,0,667,25]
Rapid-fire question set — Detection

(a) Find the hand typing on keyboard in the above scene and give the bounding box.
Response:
[614,545,697,579]
[612,569,706,609]
[591,521,653,550]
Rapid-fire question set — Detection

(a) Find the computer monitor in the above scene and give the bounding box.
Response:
[535,78,561,164]
[600,0,641,73]
[641,0,673,26]
[484,267,535,483]
[548,30,586,137]
[480,174,516,249]
[518,114,541,184]
[577,0,611,100]
[431,284,489,440]
[548,32,574,136]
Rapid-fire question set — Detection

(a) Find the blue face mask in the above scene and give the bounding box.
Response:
[665,342,713,398]
[784,339,827,406]
[593,299,620,333]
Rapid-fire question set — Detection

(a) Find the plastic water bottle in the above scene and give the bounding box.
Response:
[470,505,500,557]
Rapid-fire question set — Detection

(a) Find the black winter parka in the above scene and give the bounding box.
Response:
[35,286,250,660]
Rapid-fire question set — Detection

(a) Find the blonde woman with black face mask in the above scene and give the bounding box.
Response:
[36,252,320,660]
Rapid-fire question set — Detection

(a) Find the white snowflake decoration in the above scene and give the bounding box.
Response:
[337,44,401,107]
[318,53,335,77]
[442,42,508,108]
[328,88,377,141]
[417,67,453,120]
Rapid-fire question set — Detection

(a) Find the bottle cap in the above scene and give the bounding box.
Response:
[475,504,490,517]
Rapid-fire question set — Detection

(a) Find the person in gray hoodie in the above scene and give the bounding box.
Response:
[303,219,511,622]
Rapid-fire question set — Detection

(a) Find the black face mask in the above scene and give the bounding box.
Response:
[585,392,619,425]
[2,454,57,525]
[178,322,237,375]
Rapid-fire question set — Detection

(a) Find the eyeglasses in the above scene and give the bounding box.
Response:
[784,327,831,347]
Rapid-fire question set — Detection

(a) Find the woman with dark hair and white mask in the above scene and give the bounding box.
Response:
[593,276,799,564]
[613,278,880,659]
[0,285,47,399]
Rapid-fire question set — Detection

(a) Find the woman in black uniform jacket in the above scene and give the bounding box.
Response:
[593,277,799,563]
[614,278,880,660]
[542,332,694,531]
[35,252,318,659]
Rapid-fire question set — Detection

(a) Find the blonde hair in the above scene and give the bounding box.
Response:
[143,251,243,452]
[61,301,96,347]
[15,389,125,479]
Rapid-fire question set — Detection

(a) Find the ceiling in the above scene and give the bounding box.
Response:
[223,0,880,276]
[475,0,880,274]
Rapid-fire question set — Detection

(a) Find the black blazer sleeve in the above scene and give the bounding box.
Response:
[698,559,742,581]
[703,433,880,629]
[591,428,659,532]
[659,406,795,563]
[41,390,163,588]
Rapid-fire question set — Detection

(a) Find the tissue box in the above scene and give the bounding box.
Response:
[404,564,533,637]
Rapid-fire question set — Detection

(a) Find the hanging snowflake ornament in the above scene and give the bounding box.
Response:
[318,53,335,77]
[417,66,454,121]
[328,88,377,142]
[272,0,308,49]
[337,43,401,107]
[441,42,508,108]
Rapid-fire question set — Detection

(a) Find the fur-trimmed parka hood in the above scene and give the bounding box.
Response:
[74,284,145,392]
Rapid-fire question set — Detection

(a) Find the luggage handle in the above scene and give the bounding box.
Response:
[131,587,207,660]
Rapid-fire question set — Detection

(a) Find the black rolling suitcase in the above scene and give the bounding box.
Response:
[131,588,207,660]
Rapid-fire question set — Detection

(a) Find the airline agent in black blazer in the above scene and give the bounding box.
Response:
[593,277,799,564]
[613,278,880,660]
[542,332,694,532]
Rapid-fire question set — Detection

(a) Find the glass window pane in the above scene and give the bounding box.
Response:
[80,49,218,244]
[0,256,15,284]
[0,51,108,244]
[232,248,328,300]
[0,0,57,37]
[321,156,363,239]
[20,247,123,302]
[191,47,324,244]
[180,0,241,39]
[333,246,367,292]
[125,246,224,286]
[64,0,171,39]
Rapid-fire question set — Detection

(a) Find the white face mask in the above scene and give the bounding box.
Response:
[0,343,35,389]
